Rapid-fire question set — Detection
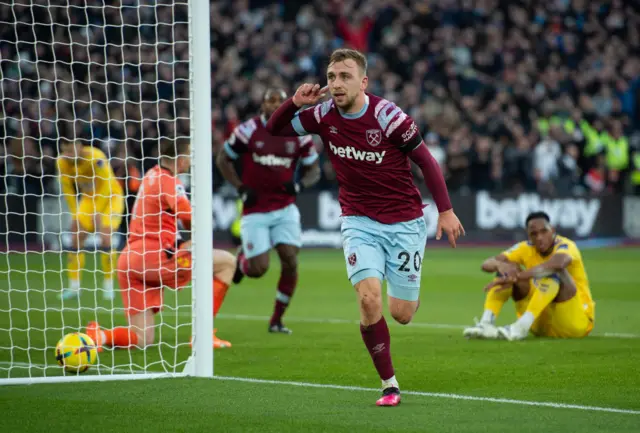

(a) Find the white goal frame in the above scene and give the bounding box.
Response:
[1,0,213,385]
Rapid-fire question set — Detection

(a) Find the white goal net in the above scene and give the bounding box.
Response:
[0,0,213,384]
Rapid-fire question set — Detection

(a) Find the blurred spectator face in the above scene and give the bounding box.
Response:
[611,119,624,137]
[327,58,367,112]
[476,136,491,153]
[261,89,287,120]
[58,140,84,162]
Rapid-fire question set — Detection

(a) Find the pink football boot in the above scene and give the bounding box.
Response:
[376,387,401,407]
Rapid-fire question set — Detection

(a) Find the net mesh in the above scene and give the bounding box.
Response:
[0,0,193,379]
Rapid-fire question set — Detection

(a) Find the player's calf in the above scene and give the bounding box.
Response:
[268,244,299,333]
[128,310,156,348]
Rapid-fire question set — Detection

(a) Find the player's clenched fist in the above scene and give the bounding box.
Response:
[292,83,328,107]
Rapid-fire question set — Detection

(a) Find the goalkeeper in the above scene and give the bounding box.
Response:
[85,139,236,350]
[57,139,124,301]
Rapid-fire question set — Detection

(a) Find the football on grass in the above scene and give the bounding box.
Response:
[55,332,98,373]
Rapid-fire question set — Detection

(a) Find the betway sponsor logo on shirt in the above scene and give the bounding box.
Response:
[476,192,601,237]
[252,153,293,168]
[329,142,386,164]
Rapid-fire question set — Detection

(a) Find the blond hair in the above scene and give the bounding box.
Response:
[328,48,367,75]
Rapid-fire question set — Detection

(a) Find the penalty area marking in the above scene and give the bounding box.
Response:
[214,375,640,415]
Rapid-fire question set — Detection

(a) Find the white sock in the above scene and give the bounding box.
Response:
[480,310,495,324]
[515,312,535,331]
[103,278,113,292]
[69,279,80,291]
[382,375,399,390]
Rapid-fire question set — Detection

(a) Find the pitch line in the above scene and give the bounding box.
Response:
[41,307,640,339]
[2,362,637,415]
[214,375,640,415]
[212,313,640,339]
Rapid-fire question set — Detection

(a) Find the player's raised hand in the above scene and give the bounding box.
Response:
[292,83,328,107]
[436,209,465,248]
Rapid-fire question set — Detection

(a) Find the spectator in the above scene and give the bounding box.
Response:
[533,128,562,194]
[1,0,640,196]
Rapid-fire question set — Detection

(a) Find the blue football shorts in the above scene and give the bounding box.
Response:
[240,204,302,258]
[341,215,427,302]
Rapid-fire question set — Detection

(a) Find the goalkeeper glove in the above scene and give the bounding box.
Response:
[238,185,258,207]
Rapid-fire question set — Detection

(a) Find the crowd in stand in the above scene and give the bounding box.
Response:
[2,0,640,197]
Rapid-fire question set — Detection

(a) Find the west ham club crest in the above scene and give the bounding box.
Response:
[366,129,382,147]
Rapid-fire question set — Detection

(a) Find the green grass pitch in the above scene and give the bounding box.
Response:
[1,247,639,432]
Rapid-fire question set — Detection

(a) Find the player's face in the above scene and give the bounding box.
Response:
[527,219,556,254]
[176,144,191,174]
[261,92,285,119]
[327,59,367,111]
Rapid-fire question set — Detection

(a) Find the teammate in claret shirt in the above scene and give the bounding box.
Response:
[217,88,321,335]
[86,139,236,350]
[266,48,465,407]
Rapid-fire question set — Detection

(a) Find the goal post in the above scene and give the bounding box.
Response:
[188,0,214,378]
[0,0,213,385]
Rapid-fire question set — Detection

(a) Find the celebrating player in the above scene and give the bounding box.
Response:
[216,88,320,334]
[85,139,235,350]
[463,211,595,341]
[57,139,124,301]
[266,49,464,406]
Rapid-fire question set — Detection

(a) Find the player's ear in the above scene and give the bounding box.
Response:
[361,75,368,91]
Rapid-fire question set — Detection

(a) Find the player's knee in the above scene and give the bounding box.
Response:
[248,254,269,277]
[213,249,236,283]
[389,299,417,325]
[356,281,383,314]
[391,310,414,325]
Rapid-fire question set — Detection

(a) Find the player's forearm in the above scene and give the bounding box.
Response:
[518,254,571,280]
[175,200,192,230]
[481,258,502,273]
[265,98,299,136]
[299,163,321,189]
[215,152,243,190]
[481,254,513,273]
[409,144,452,213]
